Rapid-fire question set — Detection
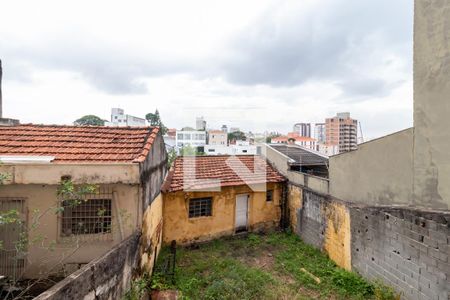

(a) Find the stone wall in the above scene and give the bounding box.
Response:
[35,232,140,300]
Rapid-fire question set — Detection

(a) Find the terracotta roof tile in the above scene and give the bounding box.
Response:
[0,124,159,163]
[163,155,285,192]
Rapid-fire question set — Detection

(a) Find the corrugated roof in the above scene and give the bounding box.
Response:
[163,155,285,192]
[270,144,328,166]
[0,124,159,163]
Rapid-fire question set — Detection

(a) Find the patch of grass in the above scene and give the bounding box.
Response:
[123,274,151,300]
[272,233,374,299]
[151,232,398,300]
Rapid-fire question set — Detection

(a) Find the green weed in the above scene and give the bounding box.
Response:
[151,232,399,300]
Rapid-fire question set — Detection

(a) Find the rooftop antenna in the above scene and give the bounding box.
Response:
[358,121,364,144]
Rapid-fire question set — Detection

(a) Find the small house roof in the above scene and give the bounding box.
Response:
[0,124,159,163]
[163,155,285,192]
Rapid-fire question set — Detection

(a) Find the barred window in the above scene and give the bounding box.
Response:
[189,197,212,218]
[61,199,112,236]
[266,190,273,202]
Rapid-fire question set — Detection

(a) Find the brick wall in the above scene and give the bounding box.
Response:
[350,207,449,300]
[288,184,450,299]
[35,232,140,300]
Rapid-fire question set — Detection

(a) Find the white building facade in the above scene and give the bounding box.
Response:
[316,143,339,156]
[207,130,227,145]
[205,143,257,155]
[105,108,146,127]
[176,130,207,149]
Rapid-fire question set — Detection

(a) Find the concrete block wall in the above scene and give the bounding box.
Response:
[288,184,450,299]
[350,207,449,300]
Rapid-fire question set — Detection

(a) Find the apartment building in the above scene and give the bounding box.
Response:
[314,123,326,143]
[175,130,207,149]
[325,112,357,153]
[293,123,311,137]
[205,140,257,155]
[196,116,206,130]
[207,130,227,145]
[105,108,146,127]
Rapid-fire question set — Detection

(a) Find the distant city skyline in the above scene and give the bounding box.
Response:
[1,0,413,141]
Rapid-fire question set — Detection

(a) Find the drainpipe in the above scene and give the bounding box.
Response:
[280,181,289,230]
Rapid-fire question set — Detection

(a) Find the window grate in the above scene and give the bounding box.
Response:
[189,197,212,218]
[0,197,26,280]
[61,199,112,236]
[60,187,113,237]
[266,190,273,202]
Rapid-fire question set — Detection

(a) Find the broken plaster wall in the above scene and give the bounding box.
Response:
[140,193,163,274]
[290,186,352,270]
[413,0,450,210]
[138,132,167,275]
[0,183,140,279]
[162,183,283,244]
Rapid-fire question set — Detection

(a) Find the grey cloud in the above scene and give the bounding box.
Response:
[0,0,412,97]
[219,0,413,98]
[338,78,389,98]
[0,36,193,95]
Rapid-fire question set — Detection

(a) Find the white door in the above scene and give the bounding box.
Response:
[235,194,249,232]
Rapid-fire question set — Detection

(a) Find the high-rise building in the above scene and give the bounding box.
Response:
[314,123,326,143]
[293,123,311,137]
[325,112,357,153]
[196,116,206,130]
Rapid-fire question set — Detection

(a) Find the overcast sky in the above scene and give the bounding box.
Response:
[0,0,413,140]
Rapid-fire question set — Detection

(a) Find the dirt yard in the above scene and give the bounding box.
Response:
[150,232,398,300]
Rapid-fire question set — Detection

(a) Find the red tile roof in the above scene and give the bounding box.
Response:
[272,136,316,142]
[163,155,285,192]
[0,124,160,163]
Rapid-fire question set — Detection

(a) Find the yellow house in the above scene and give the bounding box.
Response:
[162,155,286,244]
[0,124,167,279]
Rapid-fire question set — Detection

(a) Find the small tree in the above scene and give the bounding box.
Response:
[266,133,281,143]
[167,148,177,167]
[0,175,99,299]
[145,109,168,135]
[228,131,246,144]
[74,115,106,126]
[179,145,204,156]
